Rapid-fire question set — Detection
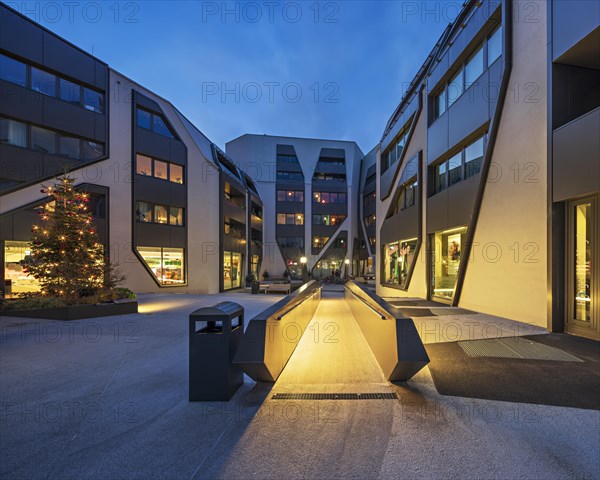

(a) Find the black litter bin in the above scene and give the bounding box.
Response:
[189,301,245,401]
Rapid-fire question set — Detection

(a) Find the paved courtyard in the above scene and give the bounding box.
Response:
[1,291,599,479]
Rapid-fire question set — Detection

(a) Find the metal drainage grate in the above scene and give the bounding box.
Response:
[458,338,582,362]
[272,393,398,400]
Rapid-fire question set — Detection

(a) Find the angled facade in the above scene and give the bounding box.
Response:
[376,0,599,339]
[0,3,261,295]
[226,134,368,279]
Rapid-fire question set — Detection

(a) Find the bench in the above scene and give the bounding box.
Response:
[259,283,291,294]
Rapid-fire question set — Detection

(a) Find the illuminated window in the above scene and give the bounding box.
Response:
[170,163,183,184]
[383,238,417,288]
[431,227,468,301]
[4,241,40,295]
[136,154,152,176]
[138,246,185,285]
[154,205,168,224]
[136,201,152,223]
[154,160,168,180]
[169,207,184,226]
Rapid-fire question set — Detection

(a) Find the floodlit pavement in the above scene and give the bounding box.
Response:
[1,291,599,479]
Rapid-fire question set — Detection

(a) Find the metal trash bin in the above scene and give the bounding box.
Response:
[189,301,245,401]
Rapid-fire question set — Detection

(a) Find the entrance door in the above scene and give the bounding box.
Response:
[566,195,599,340]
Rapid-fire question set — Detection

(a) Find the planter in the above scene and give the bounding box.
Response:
[2,300,138,321]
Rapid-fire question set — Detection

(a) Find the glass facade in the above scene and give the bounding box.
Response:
[573,203,592,322]
[383,238,417,288]
[431,227,468,301]
[138,246,185,285]
[223,251,243,290]
[4,241,40,296]
[0,118,27,147]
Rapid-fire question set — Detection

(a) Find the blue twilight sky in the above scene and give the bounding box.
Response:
[9,1,460,153]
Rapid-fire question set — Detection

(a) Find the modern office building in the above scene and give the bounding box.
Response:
[376,0,599,339]
[226,134,370,279]
[0,3,261,295]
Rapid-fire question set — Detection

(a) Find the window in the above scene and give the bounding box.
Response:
[31,126,56,154]
[487,25,502,66]
[153,114,174,138]
[448,152,462,186]
[434,162,447,194]
[276,171,303,181]
[313,192,347,204]
[465,137,484,178]
[136,201,153,222]
[137,246,185,285]
[154,160,168,180]
[465,45,484,86]
[170,163,183,184]
[312,236,329,248]
[137,109,151,130]
[313,172,346,182]
[447,68,464,107]
[83,88,104,114]
[436,89,447,117]
[277,237,304,249]
[136,154,153,176]
[59,136,80,159]
[154,205,168,224]
[31,67,56,97]
[277,190,304,202]
[278,213,304,225]
[59,78,81,105]
[82,140,104,160]
[396,131,407,159]
[431,227,468,300]
[0,54,26,86]
[383,238,418,287]
[0,118,26,147]
[169,207,184,226]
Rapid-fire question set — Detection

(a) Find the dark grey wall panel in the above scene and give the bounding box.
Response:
[427,113,449,164]
[448,72,490,150]
[428,51,449,96]
[552,0,600,61]
[553,108,600,201]
[43,97,96,139]
[381,95,418,152]
[170,227,186,246]
[42,32,96,85]
[426,191,448,234]
[136,223,171,247]
[0,81,44,124]
[447,176,479,227]
[0,6,43,63]
[137,128,172,160]
[380,207,419,245]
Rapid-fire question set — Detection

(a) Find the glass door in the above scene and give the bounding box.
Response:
[567,196,598,340]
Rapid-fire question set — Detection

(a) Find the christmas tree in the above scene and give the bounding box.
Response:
[23,175,107,301]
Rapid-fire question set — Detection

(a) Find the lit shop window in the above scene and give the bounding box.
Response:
[383,239,417,288]
[430,227,468,301]
[137,246,185,285]
[4,241,41,296]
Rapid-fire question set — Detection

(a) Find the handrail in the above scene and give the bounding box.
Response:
[276,288,320,320]
[252,280,321,322]
[346,288,386,319]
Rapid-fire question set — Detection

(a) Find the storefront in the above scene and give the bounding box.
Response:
[430,226,467,302]
[223,251,243,290]
[3,241,40,296]
[383,238,417,288]
[137,246,185,285]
